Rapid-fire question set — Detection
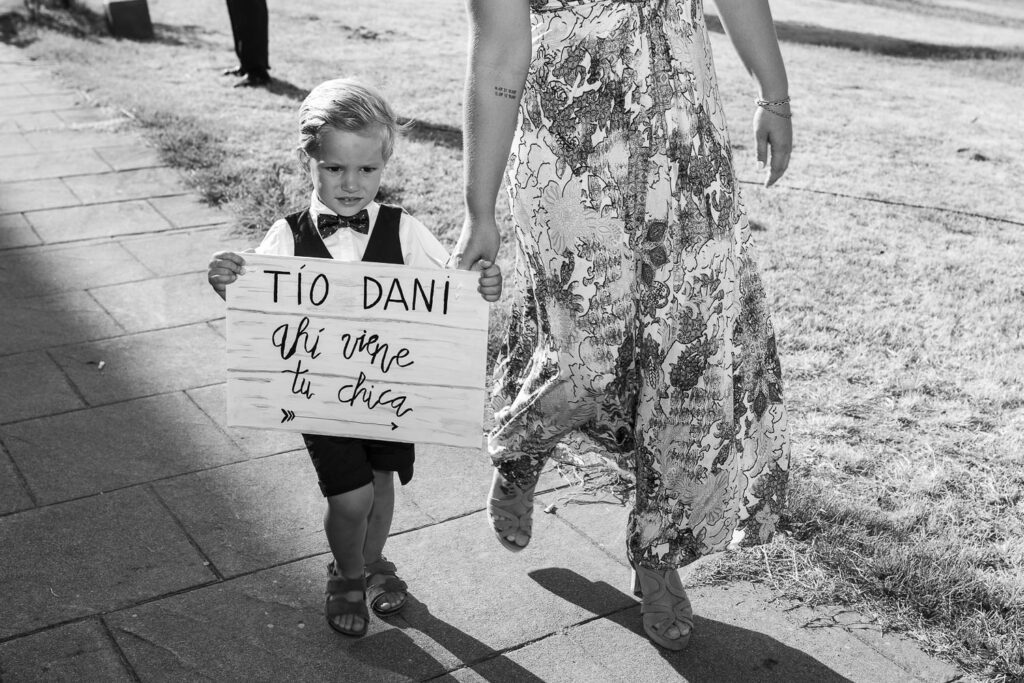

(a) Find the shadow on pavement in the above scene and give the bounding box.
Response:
[530,568,854,683]
[706,14,1024,60]
[354,596,546,682]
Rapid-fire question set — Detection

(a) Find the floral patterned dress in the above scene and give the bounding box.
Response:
[490,0,790,570]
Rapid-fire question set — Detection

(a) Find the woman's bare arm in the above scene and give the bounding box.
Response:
[713,0,793,186]
[453,0,532,268]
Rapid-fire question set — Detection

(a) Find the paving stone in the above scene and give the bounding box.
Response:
[0,177,79,213]
[461,578,951,683]
[94,143,164,171]
[23,128,125,152]
[0,213,40,249]
[0,44,24,61]
[152,451,333,577]
[63,168,187,204]
[0,66,49,84]
[90,272,226,333]
[0,132,35,157]
[2,92,82,115]
[21,80,74,96]
[0,241,152,297]
[0,620,133,682]
[772,599,961,683]
[451,630,623,682]
[107,557,448,682]
[120,225,246,277]
[0,83,29,98]
[48,323,226,406]
[0,148,111,183]
[0,350,85,424]
[0,111,64,133]
[149,194,230,229]
[538,490,631,566]
[0,290,123,356]
[400,443,499,523]
[0,486,214,639]
[0,132,34,156]
[26,199,173,243]
[56,107,125,126]
[2,392,246,504]
[0,447,33,515]
[208,318,226,338]
[386,511,638,667]
[186,383,305,458]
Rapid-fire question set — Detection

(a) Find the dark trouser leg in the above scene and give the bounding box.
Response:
[224,0,245,70]
[225,0,269,75]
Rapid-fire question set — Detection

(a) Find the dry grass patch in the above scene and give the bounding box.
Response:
[704,187,1024,681]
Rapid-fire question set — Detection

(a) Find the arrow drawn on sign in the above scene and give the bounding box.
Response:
[281,409,296,423]
[391,422,398,430]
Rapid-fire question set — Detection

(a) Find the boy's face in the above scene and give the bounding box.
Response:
[304,126,387,217]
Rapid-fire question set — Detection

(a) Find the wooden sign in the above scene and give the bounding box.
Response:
[226,254,489,448]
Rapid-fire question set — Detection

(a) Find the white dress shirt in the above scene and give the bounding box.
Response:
[255,192,450,267]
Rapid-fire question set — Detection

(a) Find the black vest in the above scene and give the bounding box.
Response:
[284,204,405,264]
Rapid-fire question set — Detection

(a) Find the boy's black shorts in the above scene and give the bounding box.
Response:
[302,434,414,497]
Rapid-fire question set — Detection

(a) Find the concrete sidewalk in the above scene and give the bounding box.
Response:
[0,43,960,682]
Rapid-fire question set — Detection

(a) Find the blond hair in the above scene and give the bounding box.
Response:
[298,78,401,160]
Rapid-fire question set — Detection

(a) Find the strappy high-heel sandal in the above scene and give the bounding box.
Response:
[487,469,536,551]
[325,562,369,637]
[365,556,408,617]
[631,565,694,651]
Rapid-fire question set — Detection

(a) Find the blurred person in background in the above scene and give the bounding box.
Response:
[223,0,269,87]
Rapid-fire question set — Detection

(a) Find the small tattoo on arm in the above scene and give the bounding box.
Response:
[494,86,518,100]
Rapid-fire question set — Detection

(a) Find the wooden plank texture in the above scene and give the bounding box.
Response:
[226,254,489,448]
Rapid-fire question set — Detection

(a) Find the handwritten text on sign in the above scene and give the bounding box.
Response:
[226,254,489,448]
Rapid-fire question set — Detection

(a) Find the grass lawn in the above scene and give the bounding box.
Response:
[5,0,1023,679]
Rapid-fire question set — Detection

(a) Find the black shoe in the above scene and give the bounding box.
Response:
[233,71,270,88]
[222,66,246,77]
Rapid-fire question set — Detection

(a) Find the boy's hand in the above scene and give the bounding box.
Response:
[207,251,246,300]
[472,259,503,302]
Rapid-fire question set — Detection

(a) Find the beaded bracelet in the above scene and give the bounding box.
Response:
[756,96,793,119]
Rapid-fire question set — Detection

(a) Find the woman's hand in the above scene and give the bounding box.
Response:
[753,104,792,187]
[449,217,501,271]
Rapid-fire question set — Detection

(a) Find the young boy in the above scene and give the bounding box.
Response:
[207,78,502,637]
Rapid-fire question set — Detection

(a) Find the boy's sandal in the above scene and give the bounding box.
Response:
[325,562,369,637]
[487,469,536,552]
[365,557,408,617]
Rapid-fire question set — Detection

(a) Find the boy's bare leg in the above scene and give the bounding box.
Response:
[364,470,403,611]
[325,483,373,633]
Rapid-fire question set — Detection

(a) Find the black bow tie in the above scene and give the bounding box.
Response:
[317,210,370,238]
